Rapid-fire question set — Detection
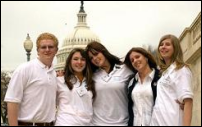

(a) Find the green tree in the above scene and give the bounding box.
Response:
[1,71,10,125]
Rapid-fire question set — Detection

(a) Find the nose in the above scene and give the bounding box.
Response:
[132,58,137,63]
[45,47,51,51]
[78,59,82,64]
[92,56,97,61]
[161,44,166,48]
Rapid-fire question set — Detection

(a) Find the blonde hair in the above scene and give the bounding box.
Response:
[157,34,188,72]
[36,32,59,50]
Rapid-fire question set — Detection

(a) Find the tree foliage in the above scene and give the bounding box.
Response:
[1,71,11,125]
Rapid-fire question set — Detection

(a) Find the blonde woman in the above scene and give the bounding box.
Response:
[150,34,193,126]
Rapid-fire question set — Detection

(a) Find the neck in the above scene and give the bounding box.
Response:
[101,60,111,73]
[164,58,171,66]
[138,65,152,84]
[38,58,53,68]
[75,72,84,83]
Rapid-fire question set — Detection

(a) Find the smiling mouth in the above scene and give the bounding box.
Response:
[161,50,169,53]
[76,66,84,68]
[95,61,100,65]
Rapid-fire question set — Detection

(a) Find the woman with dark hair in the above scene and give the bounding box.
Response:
[124,47,161,126]
[85,41,133,126]
[55,48,96,126]
[150,34,193,126]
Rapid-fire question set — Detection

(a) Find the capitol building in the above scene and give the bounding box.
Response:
[55,2,201,126]
[55,2,100,71]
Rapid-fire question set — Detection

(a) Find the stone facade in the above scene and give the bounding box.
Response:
[179,12,201,126]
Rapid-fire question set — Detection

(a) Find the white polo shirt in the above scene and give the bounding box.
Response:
[4,58,57,122]
[55,76,93,126]
[150,63,193,126]
[90,64,133,126]
[131,69,155,126]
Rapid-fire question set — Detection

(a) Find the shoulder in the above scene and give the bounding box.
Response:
[175,65,192,76]
[12,61,32,75]
[113,64,134,80]
[57,76,65,84]
[116,64,133,72]
[170,65,192,80]
[57,76,68,90]
[128,77,135,88]
[181,66,192,74]
[121,64,134,75]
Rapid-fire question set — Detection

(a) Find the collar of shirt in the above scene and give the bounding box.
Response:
[75,75,86,83]
[36,58,54,71]
[69,76,87,88]
[162,62,176,76]
[135,68,155,83]
[97,64,123,76]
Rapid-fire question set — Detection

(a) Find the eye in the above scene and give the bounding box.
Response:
[73,58,78,61]
[40,45,55,49]
[137,56,140,59]
[81,58,86,61]
[160,43,163,46]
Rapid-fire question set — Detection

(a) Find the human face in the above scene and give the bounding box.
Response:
[37,39,58,61]
[88,51,106,68]
[129,51,148,72]
[159,38,174,64]
[56,70,64,77]
[71,52,86,74]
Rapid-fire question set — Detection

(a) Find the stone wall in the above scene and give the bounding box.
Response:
[179,12,201,126]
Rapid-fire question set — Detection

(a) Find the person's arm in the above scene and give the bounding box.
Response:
[7,102,19,126]
[183,98,193,126]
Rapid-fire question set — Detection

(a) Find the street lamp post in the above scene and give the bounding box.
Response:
[23,34,33,62]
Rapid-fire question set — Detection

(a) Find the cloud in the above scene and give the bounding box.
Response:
[1,1,201,70]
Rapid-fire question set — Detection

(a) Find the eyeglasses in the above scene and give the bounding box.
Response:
[39,45,55,50]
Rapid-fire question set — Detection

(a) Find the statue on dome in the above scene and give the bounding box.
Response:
[81,1,84,8]
[80,1,85,13]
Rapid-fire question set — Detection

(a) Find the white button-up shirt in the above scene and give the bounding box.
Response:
[55,76,93,126]
[4,58,57,122]
[90,64,133,126]
[150,63,193,126]
[131,69,155,126]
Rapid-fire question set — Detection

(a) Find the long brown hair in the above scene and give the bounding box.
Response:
[64,48,96,99]
[85,41,122,72]
[124,47,158,73]
[157,34,188,72]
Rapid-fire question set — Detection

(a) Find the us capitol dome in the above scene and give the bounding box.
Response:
[55,2,100,71]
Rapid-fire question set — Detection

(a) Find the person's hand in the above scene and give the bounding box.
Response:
[176,100,185,110]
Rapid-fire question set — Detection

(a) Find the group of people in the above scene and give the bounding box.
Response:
[4,32,193,126]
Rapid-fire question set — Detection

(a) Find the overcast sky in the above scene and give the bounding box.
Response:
[1,1,201,71]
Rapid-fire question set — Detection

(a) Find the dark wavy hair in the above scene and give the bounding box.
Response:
[124,47,158,73]
[85,41,122,72]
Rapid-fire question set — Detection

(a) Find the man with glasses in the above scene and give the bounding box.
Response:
[4,32,59,126]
